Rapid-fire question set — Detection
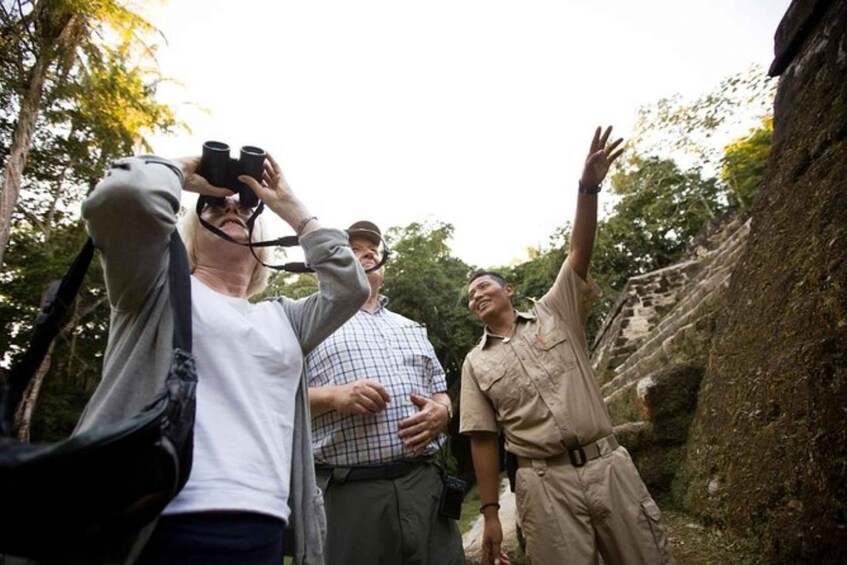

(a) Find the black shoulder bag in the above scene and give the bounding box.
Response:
[0,231,196,561]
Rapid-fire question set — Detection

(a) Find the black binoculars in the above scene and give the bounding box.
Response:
[199,141,266,208]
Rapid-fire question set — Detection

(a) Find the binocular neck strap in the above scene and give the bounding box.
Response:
[195,198,312,273]
[194,197,391,274]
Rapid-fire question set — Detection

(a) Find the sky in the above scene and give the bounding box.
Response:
[143,0,792,268]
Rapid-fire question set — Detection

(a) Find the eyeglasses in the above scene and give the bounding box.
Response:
[201,197,256,218]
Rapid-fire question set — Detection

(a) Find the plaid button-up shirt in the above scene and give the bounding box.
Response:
[306,296,448,465]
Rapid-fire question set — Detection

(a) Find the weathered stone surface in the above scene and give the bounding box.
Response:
[678,1,847,562]
[591,214,748,501]
[636,364,704,424]
[607,364,704,493]
[592,217,749,390]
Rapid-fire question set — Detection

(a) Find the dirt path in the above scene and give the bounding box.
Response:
[461,481,764,564]
[663,508,763,565]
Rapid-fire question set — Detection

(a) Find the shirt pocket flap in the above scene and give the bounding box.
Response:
[475,362,507,392]
[535,326,568,351]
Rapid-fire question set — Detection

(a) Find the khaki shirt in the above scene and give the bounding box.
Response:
[460,259,613,458]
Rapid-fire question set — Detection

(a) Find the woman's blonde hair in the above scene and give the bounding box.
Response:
[179,206,271,297]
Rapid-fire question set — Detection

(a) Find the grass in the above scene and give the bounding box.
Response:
[459,482,483,533]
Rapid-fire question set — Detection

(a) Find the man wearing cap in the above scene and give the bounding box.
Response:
[461,127,674,565]
[305,220,465,565]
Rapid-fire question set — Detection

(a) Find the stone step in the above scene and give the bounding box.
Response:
[591,219,750,379]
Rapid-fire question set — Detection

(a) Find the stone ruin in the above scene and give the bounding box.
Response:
[591,215,751,494]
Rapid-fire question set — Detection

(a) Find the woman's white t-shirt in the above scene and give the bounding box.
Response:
[163,277,301,522]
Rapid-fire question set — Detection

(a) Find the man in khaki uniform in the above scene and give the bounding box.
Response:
[460,126,674,565]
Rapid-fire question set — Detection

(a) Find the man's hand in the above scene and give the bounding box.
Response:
[332,379,391,415]
[580,125,624,187]
[482,513,510,565]
[397,393,449,451]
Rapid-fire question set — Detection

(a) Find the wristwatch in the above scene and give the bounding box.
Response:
[436,399,454,420]
[578,179,602,195]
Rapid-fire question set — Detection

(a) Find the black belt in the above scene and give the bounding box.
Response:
[517,434,620,469]
[316,459,430,484]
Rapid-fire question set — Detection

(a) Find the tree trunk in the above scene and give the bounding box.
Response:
[14,293,107,440]
[0,53,51,268]
[0,5,84,268]
[15,342,55,441]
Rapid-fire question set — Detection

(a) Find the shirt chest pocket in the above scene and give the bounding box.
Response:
[476,359,520,412]
[392,325,433,376]
[531,324,578,377]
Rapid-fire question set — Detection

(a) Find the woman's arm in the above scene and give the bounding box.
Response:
[277,228,369,353]
[81,157,183,312]
[236,154,369,350]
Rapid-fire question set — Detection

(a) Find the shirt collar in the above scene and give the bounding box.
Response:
[362,294,390,314]
[479,309,536,349]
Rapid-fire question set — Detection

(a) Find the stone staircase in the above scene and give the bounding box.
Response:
[589,215,751,490]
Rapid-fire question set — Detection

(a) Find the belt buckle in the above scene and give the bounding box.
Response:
[568,447,587,468]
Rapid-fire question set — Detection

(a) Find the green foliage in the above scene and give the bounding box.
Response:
[382,221,479,387]
[260,271,319,302]
[598,156,723,285]
[0,0,180,439]
[497,155,726,342]
[507,226,569,308]
[630,65,776,176]
[493,69,775,343]
[721,117,773,210]
[0,219,108,440]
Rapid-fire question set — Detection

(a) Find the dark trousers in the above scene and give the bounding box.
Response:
[316,462,465,565]
[137,512,285,565]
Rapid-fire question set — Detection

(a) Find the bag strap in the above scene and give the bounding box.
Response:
[0,230,192,437]
[0,239,94,437]
[168,232,192,352]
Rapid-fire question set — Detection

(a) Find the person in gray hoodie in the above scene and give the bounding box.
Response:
[77,152,369,564]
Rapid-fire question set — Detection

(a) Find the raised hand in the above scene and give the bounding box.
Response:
[580,125,624,188]
[238,153,319,235]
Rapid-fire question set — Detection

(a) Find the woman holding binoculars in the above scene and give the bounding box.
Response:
[78,148,369,564]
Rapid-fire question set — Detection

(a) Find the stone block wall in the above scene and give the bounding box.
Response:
[591,215,748,387]
[676,1,847,561]
[585,215,750,493]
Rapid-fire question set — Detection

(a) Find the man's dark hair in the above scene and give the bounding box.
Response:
[468,270,508,287]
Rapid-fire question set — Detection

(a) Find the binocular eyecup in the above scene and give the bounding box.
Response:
[199,141,266,208]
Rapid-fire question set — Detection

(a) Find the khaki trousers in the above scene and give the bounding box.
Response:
[515,447,674,565]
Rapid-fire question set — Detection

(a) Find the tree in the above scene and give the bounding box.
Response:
[0,0,165,267]
[629,65,776,179]
[598,156,722,283]
[0,218,107,441]
[502,69,777,343]
[381,221,479,387]
[0,2,179,440]
[260,270,319,302]
[721,117,773,210]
